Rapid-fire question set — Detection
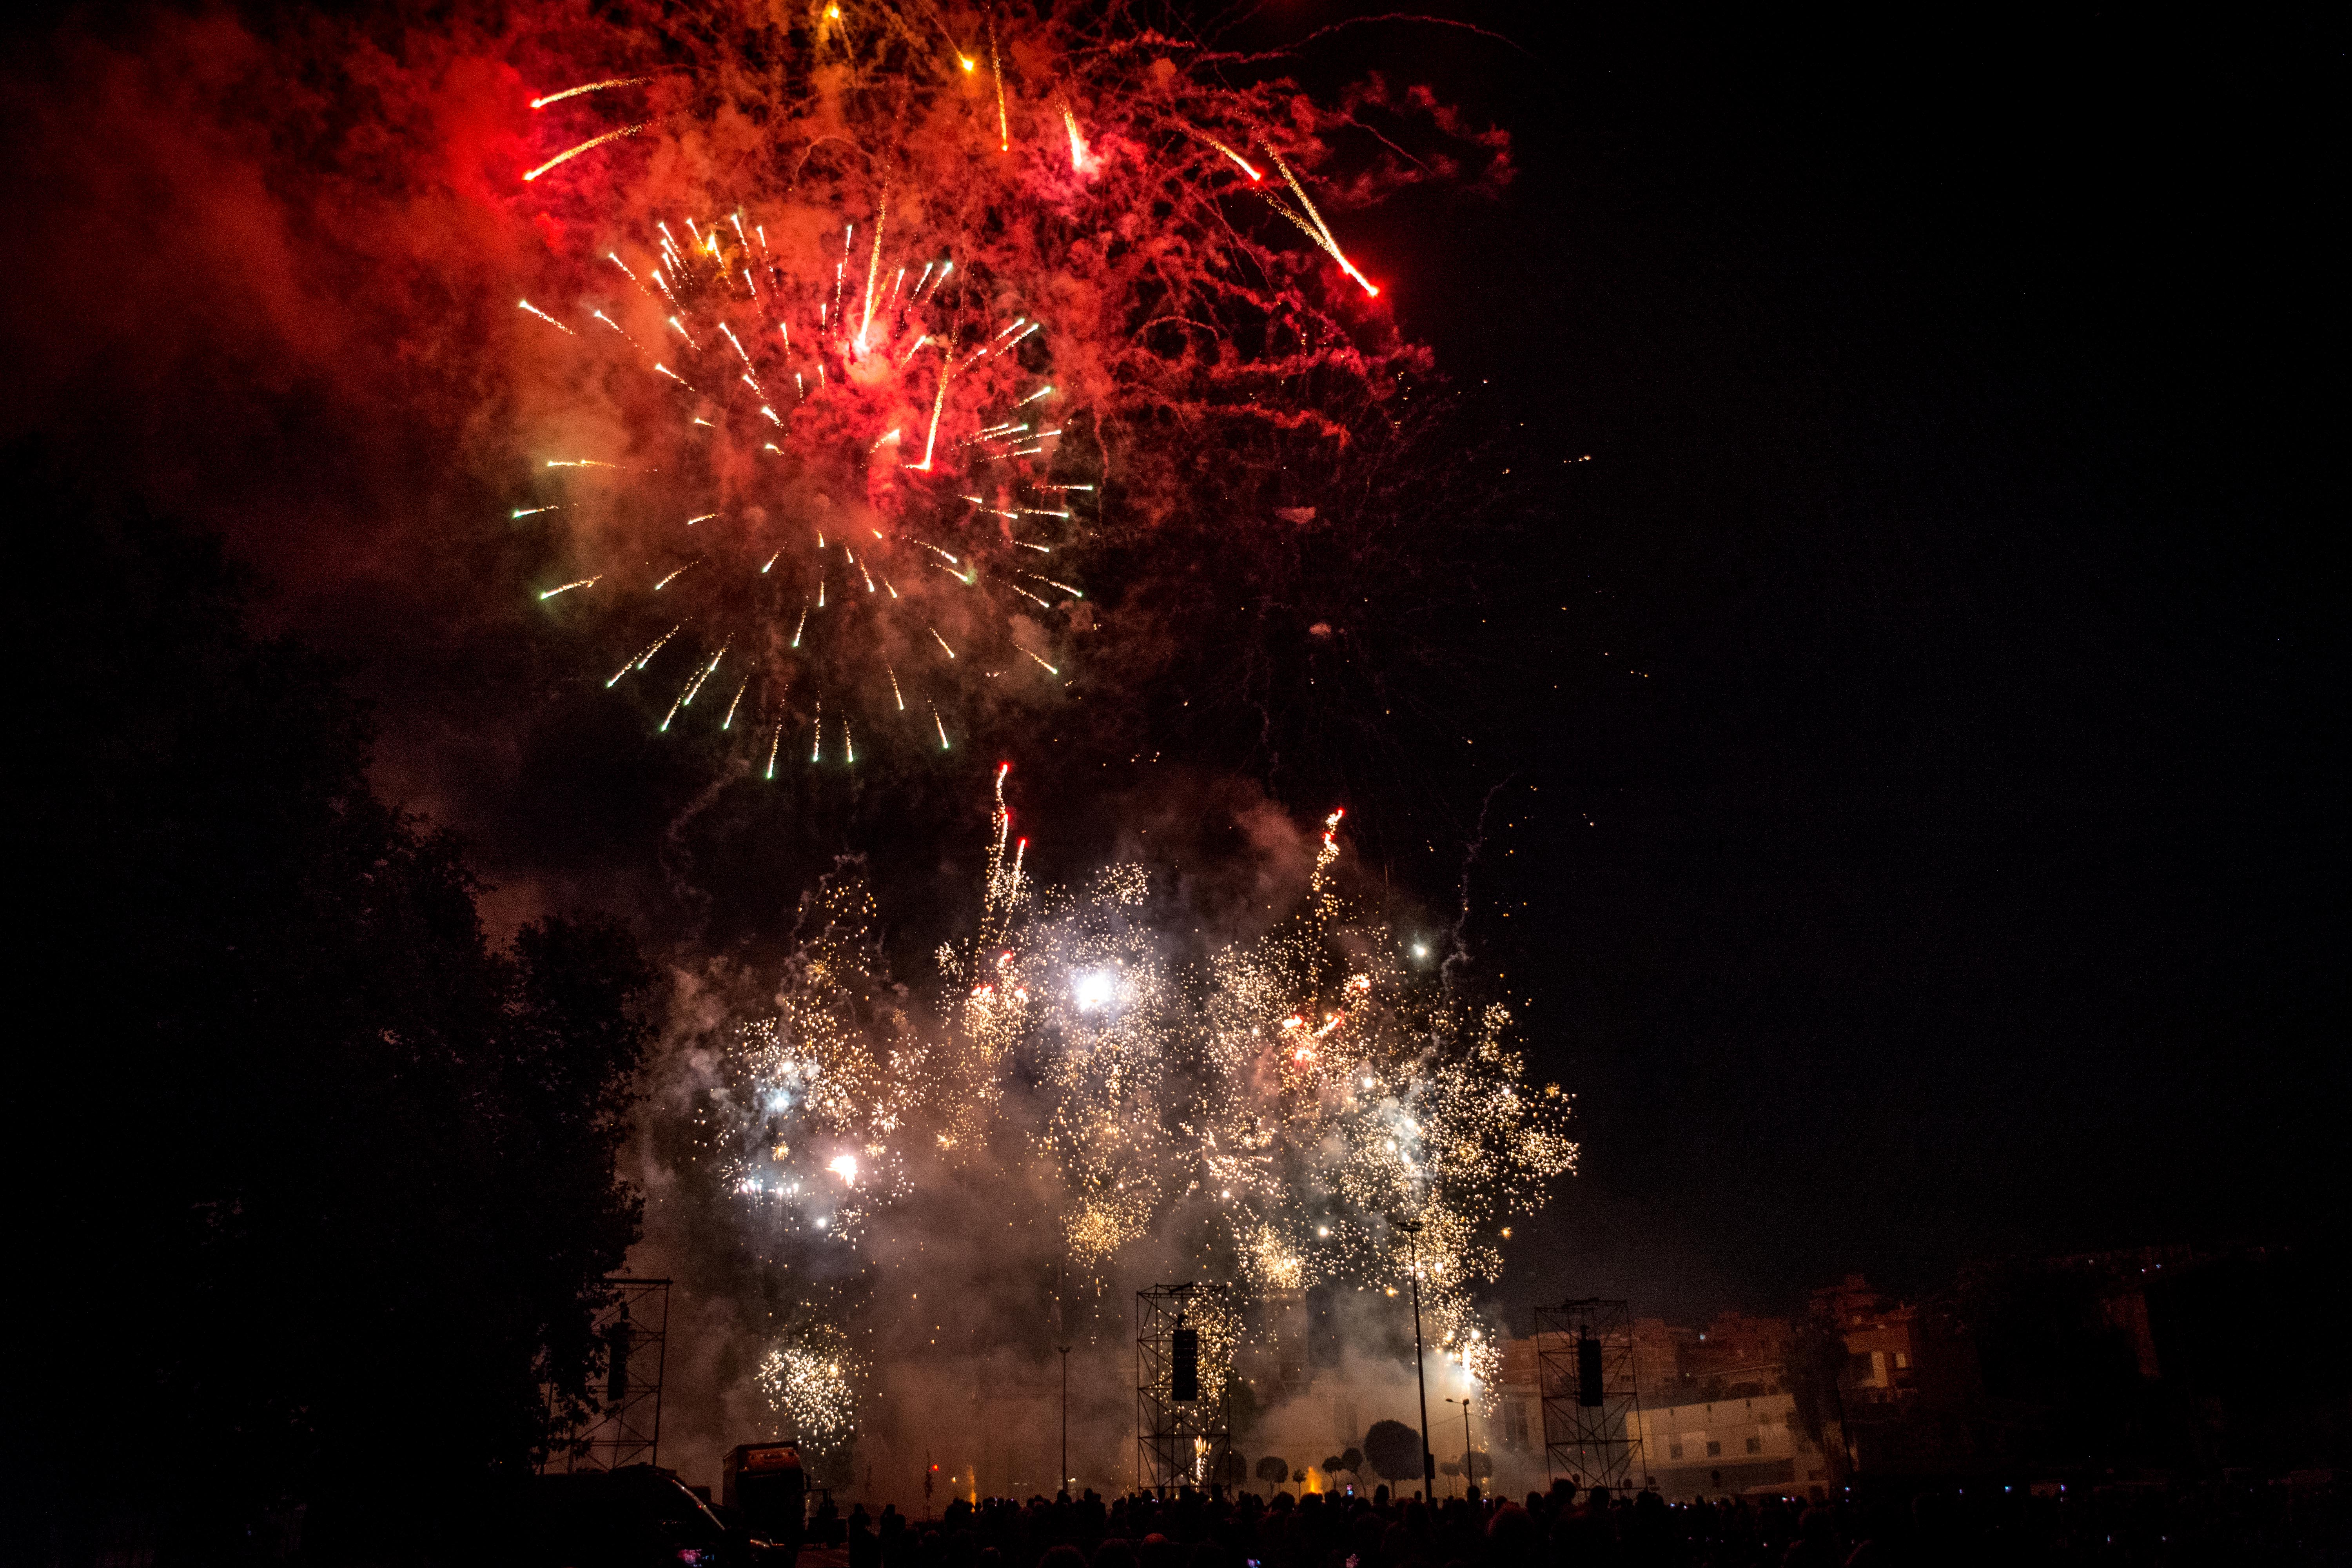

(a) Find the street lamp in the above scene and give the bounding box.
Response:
[1445,1397,1475,1499]
[1058,1343,1073,1497]
[1393,1217,1436,1498]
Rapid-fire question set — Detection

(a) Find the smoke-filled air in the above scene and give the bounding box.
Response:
[641,768,1574,1495]
[505,0,1492,770]
[10,0,2320,1550]
[489,0,1555,1500]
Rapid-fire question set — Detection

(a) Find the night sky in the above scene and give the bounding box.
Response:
[1332,4,2342,1319]
[4,0,2336,1332]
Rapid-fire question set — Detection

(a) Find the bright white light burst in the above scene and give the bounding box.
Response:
[1073,969,1116,1012]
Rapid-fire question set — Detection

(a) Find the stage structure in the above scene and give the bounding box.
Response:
[1536,1298,1644,1489]
[545,1278,672,1473]
[1135,1282,1237,1491]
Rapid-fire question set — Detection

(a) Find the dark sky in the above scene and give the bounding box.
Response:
[4,0,2337,1330]
[1285,3,2341,1321]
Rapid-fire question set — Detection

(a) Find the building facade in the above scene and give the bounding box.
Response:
[1627,1390,1834,1497]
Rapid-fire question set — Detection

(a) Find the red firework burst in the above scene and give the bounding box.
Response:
[503,0,1503,770]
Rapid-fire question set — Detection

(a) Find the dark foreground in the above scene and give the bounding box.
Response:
[31,1467,2352,1566]
[841,1476,2340,1568]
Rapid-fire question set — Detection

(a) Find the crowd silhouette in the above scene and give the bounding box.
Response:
[829,1474,2344,1568]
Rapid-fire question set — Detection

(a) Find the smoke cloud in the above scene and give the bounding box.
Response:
[622,773,1573,1496]
[2,0,1555,1497]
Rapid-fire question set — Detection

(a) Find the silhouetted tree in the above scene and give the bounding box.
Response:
[1363,1419,1424,1483]
[6,445,656,1560]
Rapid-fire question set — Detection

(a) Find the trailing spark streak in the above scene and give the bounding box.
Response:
[518,299,574,334]
[523,122,652,182]
[531,76,655,109]
[659,642,728,729]
[909,364,949,470]
[1263,147,1380,297]
[607,625,680,686]
[1198,130,1262,182]
[685,642,728,702]
[855,194,886,352]
[990,17,1009,152]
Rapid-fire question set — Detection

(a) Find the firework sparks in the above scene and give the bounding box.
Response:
[1191,127,1263,183]
[678,791,1573,1448]
[606,625,679,686]
[517,299,574,335]
[530,75,656,109]
[503,0,1488,768]
[855,193,886,353]
[1263,147,1381,297]
[755,1341,860,1442]
[522,121,652,182]
[989,16,1009,152]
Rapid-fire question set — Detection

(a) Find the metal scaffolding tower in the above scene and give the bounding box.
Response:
[1135,1283,1236,1491]
[547,1278,672,1473]
[1536,1298,1644,1489]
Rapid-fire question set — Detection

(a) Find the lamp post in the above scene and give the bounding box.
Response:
[1396,1218,1436,1498]
[1058,1343,1073,1496]
[1446,1397,1475,1499]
